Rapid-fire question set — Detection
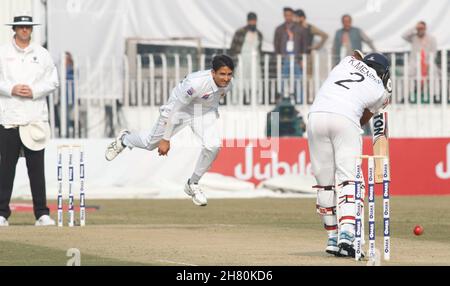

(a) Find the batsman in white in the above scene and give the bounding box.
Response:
[105,55,234,206]
[307,50,391,257]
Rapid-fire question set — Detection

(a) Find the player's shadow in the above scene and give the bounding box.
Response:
[288,251,335,258]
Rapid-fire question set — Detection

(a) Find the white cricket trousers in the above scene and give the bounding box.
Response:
[307,112,364,236]
[122,111,221,181]
[307,112,363,185]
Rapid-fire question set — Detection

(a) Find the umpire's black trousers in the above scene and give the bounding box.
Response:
[0,125,50,219]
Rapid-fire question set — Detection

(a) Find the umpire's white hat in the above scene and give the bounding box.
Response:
[19,122,51,151]
[5,15,40,26]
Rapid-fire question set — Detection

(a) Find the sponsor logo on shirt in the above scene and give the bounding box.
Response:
[31,56,39,64]
[201,93,211,99]
[186,87,194,96]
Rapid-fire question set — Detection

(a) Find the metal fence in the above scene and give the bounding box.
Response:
[51,49,450,138]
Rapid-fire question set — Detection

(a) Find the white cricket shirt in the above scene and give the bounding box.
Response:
[0,37,59,125]
[309,56,388,127]
[160,69,232,118]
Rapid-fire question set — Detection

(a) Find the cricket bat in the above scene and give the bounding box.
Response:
[372,112,389,183]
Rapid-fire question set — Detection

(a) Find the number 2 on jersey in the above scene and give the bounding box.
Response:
[334,72,365,90]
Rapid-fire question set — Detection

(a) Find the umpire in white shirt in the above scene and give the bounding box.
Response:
[0,15,59,226]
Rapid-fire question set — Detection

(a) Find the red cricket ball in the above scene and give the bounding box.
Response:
[413,225,424,236]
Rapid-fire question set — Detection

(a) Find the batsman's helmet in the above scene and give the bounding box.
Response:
[363,52,391,91]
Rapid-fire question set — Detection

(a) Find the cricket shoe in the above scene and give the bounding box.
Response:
[338,244,366,259]
[0,216,9,227]
[105,129,130,161]
[325,236,339,256]
[35,215,56,226]
[184,180,207,206]
[337,231,365,258]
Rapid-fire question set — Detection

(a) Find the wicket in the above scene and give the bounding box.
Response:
[354,155,390,262]
[57,144,86,227]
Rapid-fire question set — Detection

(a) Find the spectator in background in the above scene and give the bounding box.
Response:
[230,12,263,104]
[402,21,439,103]
[332,14,376,65]
[55,51,77,137]
[294,8,328,99]
[65,51,76,137]
[294,9,328,55]
[274,7,307,100]
[230,12,263,63]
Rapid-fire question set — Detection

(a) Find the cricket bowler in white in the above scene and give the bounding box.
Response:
[307,50,392,257]
[105,55,234,206]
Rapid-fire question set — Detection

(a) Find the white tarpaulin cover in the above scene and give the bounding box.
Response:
[48,0,450,58]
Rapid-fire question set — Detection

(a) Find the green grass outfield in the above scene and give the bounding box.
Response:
[0,197,449,266]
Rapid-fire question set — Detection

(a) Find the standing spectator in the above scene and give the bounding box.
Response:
[230,12,263,104]
[0,15,59,226]
[294,9,328,55]
[54,51,76,137]
[294,9,329,100]
[402,21,438,103]
[332,14,376,65]
[65,51,76,137]
[274,7,307,100]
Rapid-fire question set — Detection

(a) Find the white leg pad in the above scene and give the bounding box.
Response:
[316,186,338,235]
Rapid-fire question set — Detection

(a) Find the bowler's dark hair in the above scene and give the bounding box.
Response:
[283,7,294,13]
[212,55,234,71]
